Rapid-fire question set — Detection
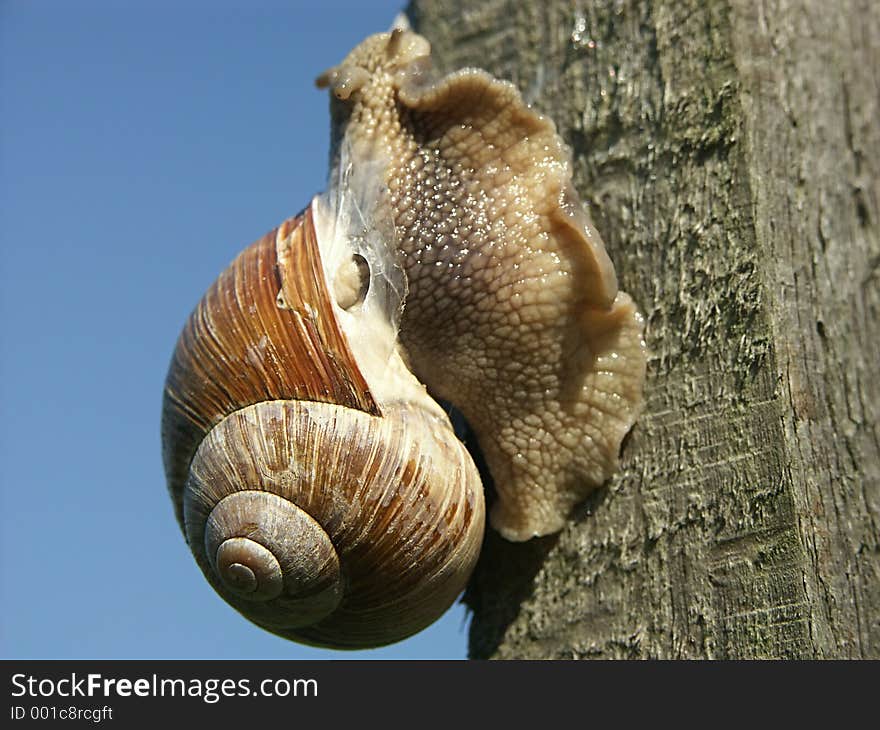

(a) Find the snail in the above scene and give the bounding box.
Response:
[161,28,646,649]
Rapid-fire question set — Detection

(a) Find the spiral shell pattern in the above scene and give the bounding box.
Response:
[162,205,485,648]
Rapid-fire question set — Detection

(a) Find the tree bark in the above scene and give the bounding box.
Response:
[407,0,880,659]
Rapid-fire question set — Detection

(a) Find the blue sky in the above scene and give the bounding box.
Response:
[0,0,474,659]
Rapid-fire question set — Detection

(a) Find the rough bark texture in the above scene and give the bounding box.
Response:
[407,0,880,659]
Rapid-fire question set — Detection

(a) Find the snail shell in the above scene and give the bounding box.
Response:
[163,201,484,648]
[162,28,646,648]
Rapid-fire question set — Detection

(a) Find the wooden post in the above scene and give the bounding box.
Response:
[409,0,880,658]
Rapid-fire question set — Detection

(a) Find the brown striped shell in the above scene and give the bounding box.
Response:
[162,202,485,648]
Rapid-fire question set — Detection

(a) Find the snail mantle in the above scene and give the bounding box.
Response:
[161,29,646,650]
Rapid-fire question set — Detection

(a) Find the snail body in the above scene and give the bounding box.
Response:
[162,29,646,648]
[317,31,647,540]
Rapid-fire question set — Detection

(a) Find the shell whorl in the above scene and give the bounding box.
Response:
[204,491,343,619]
[183,399,482,647]
[162,203,485,648]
